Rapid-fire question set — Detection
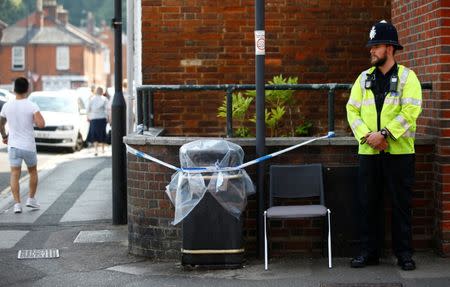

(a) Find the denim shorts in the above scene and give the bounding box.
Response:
[8,147,37,167]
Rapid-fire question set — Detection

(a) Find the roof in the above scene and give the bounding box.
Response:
[0,14,103,48]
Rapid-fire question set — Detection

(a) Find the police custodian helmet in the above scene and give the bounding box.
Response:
[366,20,403,50]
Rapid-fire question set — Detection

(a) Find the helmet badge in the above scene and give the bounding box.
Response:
[369,26,376,40]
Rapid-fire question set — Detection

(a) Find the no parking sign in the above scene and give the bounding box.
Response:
[255,30,265,55]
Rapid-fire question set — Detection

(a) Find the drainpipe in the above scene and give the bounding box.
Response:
[126,0,135,133]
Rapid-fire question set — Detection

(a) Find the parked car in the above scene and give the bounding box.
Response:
[75,86,92,108]
[0,88,14,111]
[28,91,89,152]
[0,95,6,112]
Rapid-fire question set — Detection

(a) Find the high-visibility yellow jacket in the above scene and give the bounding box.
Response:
[346,64,422,155]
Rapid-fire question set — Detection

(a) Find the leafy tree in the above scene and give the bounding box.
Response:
[59,0,127,29]
[0,0,33,25]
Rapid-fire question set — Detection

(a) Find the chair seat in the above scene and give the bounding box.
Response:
[266,205,327,219]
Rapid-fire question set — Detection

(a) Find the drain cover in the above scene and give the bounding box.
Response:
[17,249,60,259]
[320,284,402,287]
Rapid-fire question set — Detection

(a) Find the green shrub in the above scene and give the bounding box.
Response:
[218,75,313,137]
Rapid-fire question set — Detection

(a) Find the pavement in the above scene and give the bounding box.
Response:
[1,146,450,287]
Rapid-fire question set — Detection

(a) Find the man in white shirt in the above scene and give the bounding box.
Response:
[0,77,45,213]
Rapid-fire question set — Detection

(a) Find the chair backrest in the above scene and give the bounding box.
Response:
[269,164,324,207]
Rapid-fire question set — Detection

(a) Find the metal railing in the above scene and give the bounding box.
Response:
[136,83,432,137]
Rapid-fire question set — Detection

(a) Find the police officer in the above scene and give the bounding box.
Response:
[346,20,422,271]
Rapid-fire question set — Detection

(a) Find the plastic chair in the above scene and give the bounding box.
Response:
[264,164,332,270]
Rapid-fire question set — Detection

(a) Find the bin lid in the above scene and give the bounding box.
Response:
[179,139,244,168]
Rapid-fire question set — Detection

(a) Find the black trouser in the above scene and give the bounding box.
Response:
[357,153,415,258]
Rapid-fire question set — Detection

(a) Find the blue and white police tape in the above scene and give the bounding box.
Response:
[125,132,334,174]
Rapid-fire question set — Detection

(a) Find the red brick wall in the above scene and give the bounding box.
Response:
[127,140,435,258]
[392,0,450,256]
[141,0,390,136]
[136,0,448,257]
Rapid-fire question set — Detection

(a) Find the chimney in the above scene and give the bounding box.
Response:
[0,20,7,41]
[43,0,57,19]
[34,0,44,29]
[57,5,68,25]
[36,0,42,11]
[86,11,95,35]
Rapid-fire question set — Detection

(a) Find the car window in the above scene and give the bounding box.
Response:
[30,96,77,113]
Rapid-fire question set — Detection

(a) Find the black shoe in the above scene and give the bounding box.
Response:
[350,255,380,268]
[397,255,416,271]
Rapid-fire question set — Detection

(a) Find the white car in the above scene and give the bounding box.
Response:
[0,89,14,111]
[0,95,6,112]
[28,91,89,152]
[0,88,15,100]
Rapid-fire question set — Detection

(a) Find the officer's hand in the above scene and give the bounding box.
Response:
[366,132,388,151]
[375,138,388,151]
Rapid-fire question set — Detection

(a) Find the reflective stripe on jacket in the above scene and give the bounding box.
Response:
[346,64,422,155]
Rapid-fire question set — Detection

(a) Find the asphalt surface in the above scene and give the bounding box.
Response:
[0,146,449,287]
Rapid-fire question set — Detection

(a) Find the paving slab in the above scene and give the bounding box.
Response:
[60,167,112,222]
[0,230,29,249]
[73,229,128,244]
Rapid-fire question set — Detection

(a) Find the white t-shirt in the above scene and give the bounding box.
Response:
[0,98,39,152]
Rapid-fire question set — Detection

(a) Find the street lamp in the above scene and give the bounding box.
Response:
[112,0,127,225]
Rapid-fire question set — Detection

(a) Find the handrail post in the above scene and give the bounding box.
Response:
[143,90,149,131]
[327,89,335,137]
[137,89,143,129]
[226,87,234,137]
[149,91,154,127]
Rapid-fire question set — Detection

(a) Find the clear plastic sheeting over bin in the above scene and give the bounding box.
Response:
[165,139,255,226]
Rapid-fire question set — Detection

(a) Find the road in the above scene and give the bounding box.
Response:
[0,142,83,193]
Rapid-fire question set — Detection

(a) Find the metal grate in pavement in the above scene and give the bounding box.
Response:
[320,284,402,287]
[17,249,60,259]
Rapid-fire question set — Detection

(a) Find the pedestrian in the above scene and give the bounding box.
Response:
[86,86,109,156]
[346,20,422,271]
[0,77,45,213]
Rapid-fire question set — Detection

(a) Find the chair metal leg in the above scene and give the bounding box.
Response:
[264,211,268,270]
[327,209,332,268]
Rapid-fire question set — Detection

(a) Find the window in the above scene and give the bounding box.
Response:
[56,46,70,70]
[12,46,25,70]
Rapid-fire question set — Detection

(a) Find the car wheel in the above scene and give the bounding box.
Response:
[71,132,84,152]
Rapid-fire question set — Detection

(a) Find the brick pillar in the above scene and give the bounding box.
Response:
[392,0,450,256]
